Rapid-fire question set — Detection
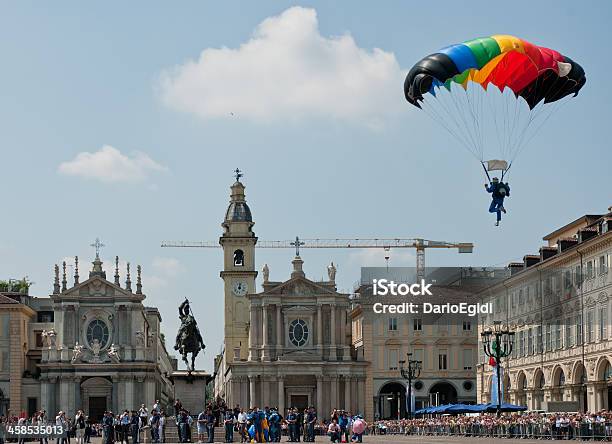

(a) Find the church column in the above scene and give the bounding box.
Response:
[249,376,257,408]
[262,305,270,361]
[330,306,336,360]
[278,376,285,416]
[316,375,323,414]
[344,377,352,412]
[249,305,257,361]
[357,377,365,415]
[341,309,350,361]
[263,377,271,407]
[317,305,323,351]
[276,305,282,355]
[330,376,338,410]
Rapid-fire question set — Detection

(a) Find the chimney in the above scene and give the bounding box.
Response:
[558,238,578,252]
[540,246,558,261]
[509,262,524,276]
[523,255,540,268]
[578,228,598,243]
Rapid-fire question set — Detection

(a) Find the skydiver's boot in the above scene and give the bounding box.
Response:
[501,206,507,213]
[495,221,499,227]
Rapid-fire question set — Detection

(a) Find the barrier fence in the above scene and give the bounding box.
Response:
[373,420,612,440]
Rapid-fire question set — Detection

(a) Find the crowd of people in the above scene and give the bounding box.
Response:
[371,411,612,440]
[183,398,368,444]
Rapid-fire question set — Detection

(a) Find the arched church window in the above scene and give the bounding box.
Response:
[289,319,309,347]
[604,362,612,381]
[233,249,244,267]
[86,319,110,349]
[558,371,565,386]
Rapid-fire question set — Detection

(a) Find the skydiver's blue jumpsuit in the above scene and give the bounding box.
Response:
[486,182,510,222]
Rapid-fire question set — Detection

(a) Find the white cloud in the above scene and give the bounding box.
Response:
[152,257,183,278]
[58,145,167,183]
[158,6,404,126]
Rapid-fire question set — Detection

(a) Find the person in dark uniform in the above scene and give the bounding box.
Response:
[485,177,510,226]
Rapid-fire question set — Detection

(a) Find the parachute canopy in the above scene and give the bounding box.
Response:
[403,35,585,173]
[405,35,585,109]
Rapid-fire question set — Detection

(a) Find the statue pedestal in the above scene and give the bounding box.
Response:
[172,370,211,414]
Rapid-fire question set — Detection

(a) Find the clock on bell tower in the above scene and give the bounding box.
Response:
[220,170,257,364]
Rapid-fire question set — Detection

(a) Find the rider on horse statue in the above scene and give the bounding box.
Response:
[174,298,205,372]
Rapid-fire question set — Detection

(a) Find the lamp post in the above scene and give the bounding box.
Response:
[399,352,422,419]
[481,320,515,417]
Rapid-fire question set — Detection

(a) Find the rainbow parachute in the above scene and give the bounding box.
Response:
[404,35,585,174]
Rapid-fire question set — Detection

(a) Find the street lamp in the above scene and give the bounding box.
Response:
[481,320,515,417]
[399,352,422,419]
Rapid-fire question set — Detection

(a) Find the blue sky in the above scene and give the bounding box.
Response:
[1,1,610,371]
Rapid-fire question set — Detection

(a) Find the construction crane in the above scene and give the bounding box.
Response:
[161,237,473,280]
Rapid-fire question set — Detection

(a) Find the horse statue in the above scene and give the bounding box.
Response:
[174,298,205,373]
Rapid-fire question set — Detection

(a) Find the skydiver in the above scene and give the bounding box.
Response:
[485,177,510,226]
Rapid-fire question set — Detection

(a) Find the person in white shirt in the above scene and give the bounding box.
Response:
[55,412,67,444]
[158,412,165,443]
[237,409,248,443]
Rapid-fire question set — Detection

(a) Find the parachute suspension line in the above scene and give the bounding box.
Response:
[426,89,479,159]
[448,85,483,160]
[481,161,492,183]
[506,92,522,161]
[514,98,570,163]
[488,87,505,156]
[509,75,571,163]
[466,81,486,160]
[500,162,512,182]
[421,98,475,156]
[432,90,477,151]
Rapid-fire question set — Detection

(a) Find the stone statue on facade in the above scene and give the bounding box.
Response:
[135,331,145,346]
[71,342,84,363]
[328,262,337,282]
[108,343,120,363]
[42,329,57,349]
[91,338,101,362]
[263,264,270,282]
[174,298,205,373]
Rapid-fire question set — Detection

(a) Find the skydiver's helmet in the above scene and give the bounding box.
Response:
[492,177,499,183]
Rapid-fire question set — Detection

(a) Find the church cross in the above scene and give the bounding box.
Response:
[234,168,243,182]
[90,238,105,258]
[291,236,305,256]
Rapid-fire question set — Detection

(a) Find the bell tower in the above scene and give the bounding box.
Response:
[220,169,257,364]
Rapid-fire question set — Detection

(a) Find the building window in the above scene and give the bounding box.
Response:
[588,310,594,342]
[528,328,534,355]
[545,323,552,352]
[438,352,447,370]
[462,321,471,331]
[600,307,608,340]
[555,320,562,349]
[576,315,583,345]
[413,318,422,331]
[566,319,573,348]
[288,319,309,347]
[564,271,572,289]
[388,349,398,370]
[86,319,110,349]
[587,261,594,279]
[600,256,608,275]
[519,331,525,357]
[414,349,424,369]
[463,349,472,370]
[233,249,245,267]
[575,266,582,285]
[537,326,543,354]
[37,311,54,323]
[35,331,44,348]
[388,317,398,331]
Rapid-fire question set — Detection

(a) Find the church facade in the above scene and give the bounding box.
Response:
[0,252,176,419]
[214,178,367,415]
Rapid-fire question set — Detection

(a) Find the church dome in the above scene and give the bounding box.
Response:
[225,201,252,222]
